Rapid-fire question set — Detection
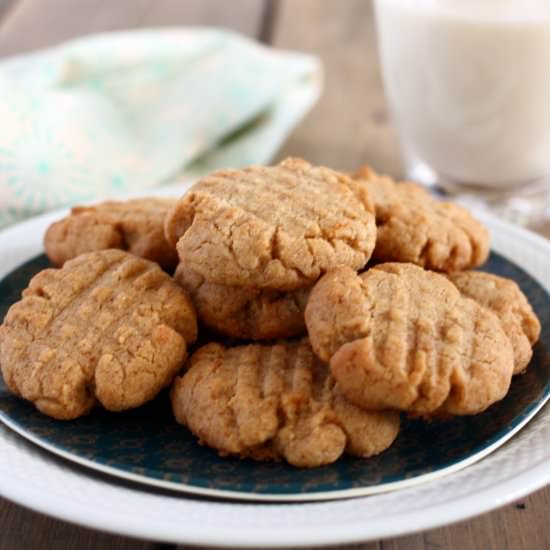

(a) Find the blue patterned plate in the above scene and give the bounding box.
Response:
[0,252,549,502]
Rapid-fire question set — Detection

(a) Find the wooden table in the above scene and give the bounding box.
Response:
[0,1,549,549]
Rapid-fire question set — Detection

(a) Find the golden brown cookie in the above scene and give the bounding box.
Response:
[305,263,514,416]
[171,339,400,468]
[353,166,489,272]
[44,198,178,271]
[165,158,377,290]
[0,250,197,420]
[174,262,309,340]
[448,271,541,374]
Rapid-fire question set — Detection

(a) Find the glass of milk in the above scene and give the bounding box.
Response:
[373,0,550,195]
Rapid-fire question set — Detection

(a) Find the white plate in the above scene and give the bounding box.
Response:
[1,190,550,547]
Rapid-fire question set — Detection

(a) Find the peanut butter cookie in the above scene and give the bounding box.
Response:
[449,271,541,374]
[0,249,197,420]
[45,198,178,271]
[165,158,377,290]
[174,262,309,340]
[171,339,400,468]
[305,263,514,416]
[353,166,489,271]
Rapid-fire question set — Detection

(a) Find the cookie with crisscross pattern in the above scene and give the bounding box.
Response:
[174,262,309,340]
[45,198,178,270]
[0,249,197,419]
[171,338,399,468]
[448,271,540,374]
[165,158,377,290]
[306,263,514,416]
[353,166,489,272]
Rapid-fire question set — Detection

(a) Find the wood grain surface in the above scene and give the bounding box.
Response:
[272,0,402,175]
[0,1,548,549]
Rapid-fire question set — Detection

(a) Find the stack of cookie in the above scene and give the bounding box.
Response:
[166,157,377,341]
[302,166,541,420]
[164,158,402,466]
[166,159,538,466]
[0,157,541,470]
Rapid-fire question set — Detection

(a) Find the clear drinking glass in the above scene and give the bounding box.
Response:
[373,0,550,231]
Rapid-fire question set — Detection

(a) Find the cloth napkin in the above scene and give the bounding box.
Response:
[0,29,322,229]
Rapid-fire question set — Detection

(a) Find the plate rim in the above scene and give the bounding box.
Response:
[1,385,548,502]
[0,193,549,545]
[1,427,549,548]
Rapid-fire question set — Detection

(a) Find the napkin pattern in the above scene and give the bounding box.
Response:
[0,29,322,228]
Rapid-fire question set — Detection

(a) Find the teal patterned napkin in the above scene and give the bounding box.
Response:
[0,29,322,228]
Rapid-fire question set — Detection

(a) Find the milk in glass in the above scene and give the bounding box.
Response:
[374,0,550,188]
